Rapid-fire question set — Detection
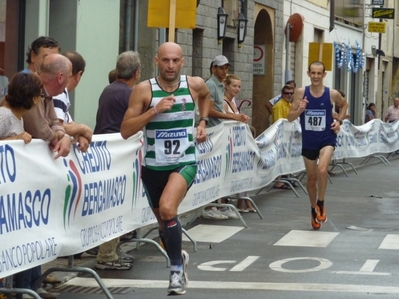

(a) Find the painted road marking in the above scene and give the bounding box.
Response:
[274,230,339,247]
[182,224,244,243]
[198,260,236,271]
[65,277,399,293]
[359,259,380,272]
[197,256,260,272]
[269,257,332,273]
[198,256,390,275]
[230,256,259,272]
[333,259,390,276]
[333,270,390,276]
[379,234,399,249]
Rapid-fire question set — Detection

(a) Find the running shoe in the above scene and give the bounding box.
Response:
[167,272,186,295]
[311,211,321,230]
[167,250,189,295]
[219,208,239,219]
[95,259,132,270]
[316,205,327,223]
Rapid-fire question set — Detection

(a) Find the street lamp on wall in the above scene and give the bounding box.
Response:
[217,7,228,44]
[235,12,248,48]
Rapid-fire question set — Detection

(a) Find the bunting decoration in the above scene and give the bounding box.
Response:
[347,41,352,72]
[334,41,343,69]
[334,40,365,73]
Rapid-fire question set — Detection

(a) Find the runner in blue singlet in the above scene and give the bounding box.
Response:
[287,61,348,230]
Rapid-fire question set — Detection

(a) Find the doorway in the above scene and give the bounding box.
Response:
[252,8,274,136]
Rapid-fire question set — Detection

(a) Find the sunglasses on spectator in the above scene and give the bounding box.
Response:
[283,92,293,95]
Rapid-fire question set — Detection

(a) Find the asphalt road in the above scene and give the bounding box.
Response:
[46,155,399,299]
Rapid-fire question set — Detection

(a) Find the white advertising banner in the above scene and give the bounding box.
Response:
[1,119,399,278]
[255,119,305,187]
[0,132,148,277]
[334,119,399,159]
[182,122,259,213]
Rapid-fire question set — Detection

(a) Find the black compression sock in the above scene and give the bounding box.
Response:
[163,217,183,265]
[311,207,317,216]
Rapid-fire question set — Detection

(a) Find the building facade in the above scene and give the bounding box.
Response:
[0,0,397,132]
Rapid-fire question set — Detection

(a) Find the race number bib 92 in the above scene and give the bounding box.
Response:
[304,110,326,131]
[155,128,189,163]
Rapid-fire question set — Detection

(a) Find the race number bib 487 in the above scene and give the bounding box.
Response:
[304,109,326,131]
[155,128,189,163]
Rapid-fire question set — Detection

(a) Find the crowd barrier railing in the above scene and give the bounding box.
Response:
[1,118,399,279]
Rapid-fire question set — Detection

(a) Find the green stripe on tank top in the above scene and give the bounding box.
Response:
[152,87,190,98]
[146,119,194,130]
[153,103,195,114]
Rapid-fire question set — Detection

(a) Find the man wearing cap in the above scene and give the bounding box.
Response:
[206,55,248,127]
[202,55,248,220]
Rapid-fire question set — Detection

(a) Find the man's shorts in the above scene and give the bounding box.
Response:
[301,144,335,161]
[141,164,197,208]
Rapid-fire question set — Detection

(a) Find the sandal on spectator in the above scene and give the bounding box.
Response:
[44,275,60,284]
[273,184,291,190]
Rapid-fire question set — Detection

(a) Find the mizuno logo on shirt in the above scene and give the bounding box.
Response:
[156,129,187,139]
[305,110,325,116]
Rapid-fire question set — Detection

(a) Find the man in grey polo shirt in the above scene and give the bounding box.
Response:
[203,55,247,220]
[207,55,247,127]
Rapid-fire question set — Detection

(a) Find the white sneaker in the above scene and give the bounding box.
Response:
[202,207,228,220]
[219,208,239,219]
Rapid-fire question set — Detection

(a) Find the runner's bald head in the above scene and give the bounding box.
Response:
[158,42,183,58]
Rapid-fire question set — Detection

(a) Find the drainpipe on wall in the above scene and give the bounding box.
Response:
[125,0,132,51]
[361,0,366,121]
[18,0,26,71]
[133,0,139,52]
[159,29,167,45]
